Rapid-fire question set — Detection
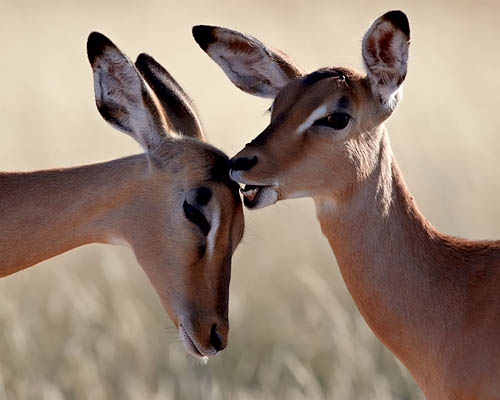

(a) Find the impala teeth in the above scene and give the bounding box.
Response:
[242,188,258,202]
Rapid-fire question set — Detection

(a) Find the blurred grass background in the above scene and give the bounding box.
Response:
[1,0,500,398]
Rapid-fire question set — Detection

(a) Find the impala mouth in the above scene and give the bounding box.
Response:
[179,324,214,358]
[240,184,278,209]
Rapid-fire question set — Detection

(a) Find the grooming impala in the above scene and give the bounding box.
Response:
[194,11,500,398]
[0,33,244,358]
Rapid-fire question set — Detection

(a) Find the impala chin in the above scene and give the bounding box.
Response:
[178,321,217,358]
[240,185,278,209]
[230,170,279,209]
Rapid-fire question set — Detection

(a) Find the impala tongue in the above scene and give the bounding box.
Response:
[241,185,260,202]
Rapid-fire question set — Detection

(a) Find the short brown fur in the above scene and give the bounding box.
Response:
[0,32,244,359]
[195,10,500,398]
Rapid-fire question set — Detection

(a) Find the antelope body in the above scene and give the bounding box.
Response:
[194,11,500,397]
[0,33,244,358]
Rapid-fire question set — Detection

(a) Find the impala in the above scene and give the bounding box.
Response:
[193,10,500,398]
[0,32,244,358]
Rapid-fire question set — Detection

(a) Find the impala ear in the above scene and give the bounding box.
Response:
[135,53,205,141]
[87,32,168,154]
[193,25,304,98]
[362,10,410,111]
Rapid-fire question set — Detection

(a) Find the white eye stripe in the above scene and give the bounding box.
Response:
[207,205,220,260]
[296,105,327,134]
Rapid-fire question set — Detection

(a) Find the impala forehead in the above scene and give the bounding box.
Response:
[270,85,358,138]
[271,71,361,126]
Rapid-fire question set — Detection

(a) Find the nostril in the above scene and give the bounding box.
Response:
[230,156,258,171]
[210,324,223,352]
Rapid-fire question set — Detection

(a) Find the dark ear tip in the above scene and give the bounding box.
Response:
[192,25,216,51]
[136,52,154,68]
[382,10,410,38]
[87,31,116,64]
[135,52,166,76]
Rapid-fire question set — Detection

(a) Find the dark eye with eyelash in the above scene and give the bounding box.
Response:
[314,112,351,130]
[183,200,210,236]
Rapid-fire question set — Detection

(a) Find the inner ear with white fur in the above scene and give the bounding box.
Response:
[362,10,410,109]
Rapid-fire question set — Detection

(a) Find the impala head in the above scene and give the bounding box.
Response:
[193,10,410,208]
[87,33,244,357]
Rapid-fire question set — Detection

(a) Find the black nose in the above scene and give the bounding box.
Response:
[210,324,223,352]
[230,156,258,171]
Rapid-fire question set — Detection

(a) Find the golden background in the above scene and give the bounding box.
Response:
[1,0,499,398]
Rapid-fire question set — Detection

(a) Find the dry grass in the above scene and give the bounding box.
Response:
[1,0,499,398]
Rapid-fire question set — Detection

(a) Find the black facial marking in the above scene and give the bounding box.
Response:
[197,243,207,258]
[303,68,346,86]
[230,156,257,171]
[195,187,212,206]
[210,156,231,182]
[337,96,350,110]
[211,155,241,200]
[183,200,210,236]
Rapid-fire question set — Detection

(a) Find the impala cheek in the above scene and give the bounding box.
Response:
[247,186,278,209]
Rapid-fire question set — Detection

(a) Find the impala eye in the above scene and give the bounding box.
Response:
[314,112,350,130]
[183,200,210,236]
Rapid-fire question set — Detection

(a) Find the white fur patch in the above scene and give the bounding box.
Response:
[314,198,339,225]
[287,190,311,200]
[107,235,131,249]
[318,199,337,214]
[229,169,244,183]
[297,105,327,134]
[252,186,278,209]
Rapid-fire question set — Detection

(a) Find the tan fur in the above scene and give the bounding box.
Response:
[196,11,500,397]
[0,32,244,359]
[316,132,500,398]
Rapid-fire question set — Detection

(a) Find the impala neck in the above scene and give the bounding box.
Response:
[315,127,457,380]
[0,154,150,277]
